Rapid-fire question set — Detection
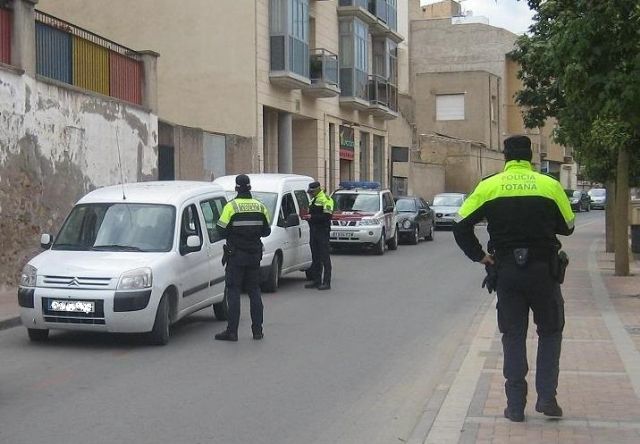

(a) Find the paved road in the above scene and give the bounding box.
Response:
[0,212,601,444]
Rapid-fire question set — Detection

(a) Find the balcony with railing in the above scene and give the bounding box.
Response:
[269,0,311,90]
[303,48,340,98]
[337,0,377,25]
[339,68,369,110]
[367,74,398,119]
[368,0,403,42]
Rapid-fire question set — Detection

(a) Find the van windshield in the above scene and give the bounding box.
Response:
[248,192,278,222]
[53,203,176,252]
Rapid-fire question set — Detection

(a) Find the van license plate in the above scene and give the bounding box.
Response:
[49,300,95,314]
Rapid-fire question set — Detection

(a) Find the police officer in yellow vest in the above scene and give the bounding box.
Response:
[453,135,575,422]
[305,181,334,290]
[215,175,271,342]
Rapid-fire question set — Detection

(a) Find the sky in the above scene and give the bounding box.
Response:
[421,0,535,35]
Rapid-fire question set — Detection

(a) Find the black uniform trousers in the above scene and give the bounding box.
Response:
[495,258,564,409]
[309,226,332,285]
[225,250,263,334]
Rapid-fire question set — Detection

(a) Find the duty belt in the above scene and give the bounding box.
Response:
[495,248,553,263]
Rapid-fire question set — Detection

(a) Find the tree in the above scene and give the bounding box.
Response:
[511,0,640,276]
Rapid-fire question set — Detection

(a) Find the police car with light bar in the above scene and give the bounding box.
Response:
[329,182,399,255]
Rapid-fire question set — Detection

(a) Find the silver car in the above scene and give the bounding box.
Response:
[432,193,466,228]
[588,188,606,209]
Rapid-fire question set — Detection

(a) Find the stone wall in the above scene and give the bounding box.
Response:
[0,67,158,288]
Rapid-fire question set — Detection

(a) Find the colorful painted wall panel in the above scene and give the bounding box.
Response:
[73,36,109,95]
[110,52,142,105]
[0,8,11,65]
[36,22,72,83]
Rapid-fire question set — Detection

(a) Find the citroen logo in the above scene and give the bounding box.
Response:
[68,278,80,287]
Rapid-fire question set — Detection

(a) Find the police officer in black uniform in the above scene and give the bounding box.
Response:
[453,135,575,422]
[305,181,334,290]
[215,175,271,342]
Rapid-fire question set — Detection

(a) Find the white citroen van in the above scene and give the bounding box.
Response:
[18,181,230,345]
[213,174,314,291]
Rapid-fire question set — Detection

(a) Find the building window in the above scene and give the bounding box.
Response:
[436,94,465,121]
[270,0,309,78]
[339,17,368,100]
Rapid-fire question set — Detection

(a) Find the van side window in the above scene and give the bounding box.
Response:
[294,190,309,217]
[180,204,203,251]
[278,193,296,227]
[200,197,227,243]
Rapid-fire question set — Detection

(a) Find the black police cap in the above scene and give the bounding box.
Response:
[307,181,321,193]
[504,135,532,161]
[236,174,250,187]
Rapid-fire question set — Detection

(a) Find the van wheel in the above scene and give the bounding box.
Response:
[387,227,399,250]
[262,256,281,293]
[375,231,385,255]
[148,293,170,346]
[213,288,229,320]
[28,328,49,342]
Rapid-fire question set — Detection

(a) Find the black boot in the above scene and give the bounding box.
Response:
[252,326,263,340]
[215,330,238,342]
[503,406,525,422]
[305,282,319,289]
[317,283,331,290]
[535,398,563,417]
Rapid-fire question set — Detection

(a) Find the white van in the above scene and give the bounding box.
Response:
[213,174,313,291]
[18,181,230,345]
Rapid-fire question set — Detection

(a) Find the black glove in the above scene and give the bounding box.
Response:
[482,263,498,294]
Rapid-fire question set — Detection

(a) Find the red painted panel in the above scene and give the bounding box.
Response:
[0,8,12,65]
[109,52,142,105]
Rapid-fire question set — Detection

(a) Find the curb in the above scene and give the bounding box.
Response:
[0,316,21,331]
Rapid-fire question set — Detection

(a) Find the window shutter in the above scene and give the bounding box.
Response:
[436,94,465,121]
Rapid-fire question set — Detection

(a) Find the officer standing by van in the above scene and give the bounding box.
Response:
[215,174,271,341]
[453,135,575,422]
[305,181,334,290]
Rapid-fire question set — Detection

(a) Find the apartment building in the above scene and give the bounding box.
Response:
[405,0,576,196]
[39,0,412,190]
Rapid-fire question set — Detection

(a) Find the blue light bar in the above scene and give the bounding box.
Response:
[339,181,381,190]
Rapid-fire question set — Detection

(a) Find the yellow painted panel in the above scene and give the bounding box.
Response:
[73,36,109,95]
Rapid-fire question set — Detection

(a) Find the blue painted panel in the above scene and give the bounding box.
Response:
[36,23,72,84]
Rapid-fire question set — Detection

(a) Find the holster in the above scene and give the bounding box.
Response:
[550,250,569,284]
[222,244,234,266]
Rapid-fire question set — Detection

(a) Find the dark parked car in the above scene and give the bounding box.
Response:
[394,196,435,244]
[565,189,591,212]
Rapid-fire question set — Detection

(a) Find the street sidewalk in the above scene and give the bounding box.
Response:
[413,229,640,443]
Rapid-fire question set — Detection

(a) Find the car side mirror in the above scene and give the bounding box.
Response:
[40,233,53,249]
[286,214,300,227]
[181,235,201,255]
